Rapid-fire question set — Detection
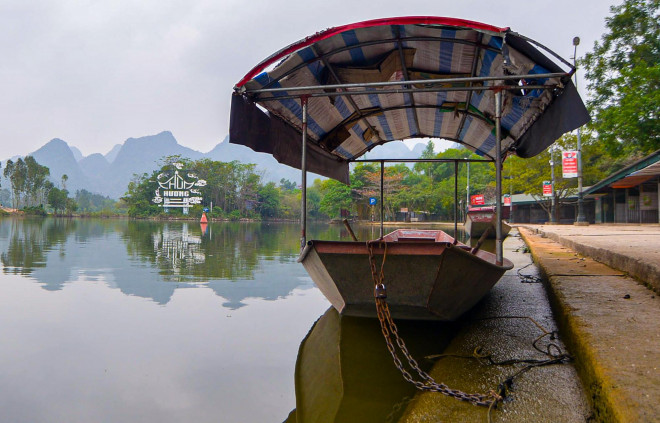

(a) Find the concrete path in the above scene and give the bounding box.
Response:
[520,224,660,293]
[518,226,660,422]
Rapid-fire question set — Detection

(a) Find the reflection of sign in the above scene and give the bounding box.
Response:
[471,194,485,205]
[155,223,205,277]
[152,163,206,215]
[562,151,579,178]
[369,197,377,205]
[543,181,553,197]
[503,195,511,206]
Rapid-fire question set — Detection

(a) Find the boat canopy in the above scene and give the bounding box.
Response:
[230,16,589,183]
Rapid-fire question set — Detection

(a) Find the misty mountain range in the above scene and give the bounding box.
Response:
[1,131,428,199]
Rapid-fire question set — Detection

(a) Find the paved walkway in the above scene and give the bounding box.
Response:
[519,224,660,293]
[518,225,660,422]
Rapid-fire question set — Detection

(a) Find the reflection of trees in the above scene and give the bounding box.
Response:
[0,218,360,307]
[120,221,305,281]
[1,218,78,275]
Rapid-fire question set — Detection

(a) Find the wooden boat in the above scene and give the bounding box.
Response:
[229,17,589,321]
[465,207,511,239]
[300,229,512,320]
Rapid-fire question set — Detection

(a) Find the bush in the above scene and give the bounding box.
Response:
[228,210,242,221]
[22,205,48,216]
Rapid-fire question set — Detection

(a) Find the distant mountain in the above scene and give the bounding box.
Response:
[411,143,427,157]
[207,137,307,184]
[101,131,205,198]
[31,138,87,192]
[362,140,423,161]
[79,153,110,193]
[105,144,122,163]
[70,146,84,162]
[2,131,427,200]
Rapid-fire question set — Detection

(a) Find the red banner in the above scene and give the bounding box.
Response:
[543,181,553,197]
[562,151,578,178]
[503,195,511,206]
[470,194,485,205]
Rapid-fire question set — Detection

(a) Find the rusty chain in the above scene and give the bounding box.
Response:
[366,240,502,408]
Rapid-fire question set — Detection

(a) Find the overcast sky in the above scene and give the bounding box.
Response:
[0,0,619,159]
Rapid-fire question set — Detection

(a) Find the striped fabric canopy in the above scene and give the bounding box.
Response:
[230,17,589,183]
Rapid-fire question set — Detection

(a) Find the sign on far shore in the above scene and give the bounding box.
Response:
[152,162,206,215]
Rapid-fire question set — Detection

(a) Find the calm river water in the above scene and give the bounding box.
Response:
[0,217,471,423]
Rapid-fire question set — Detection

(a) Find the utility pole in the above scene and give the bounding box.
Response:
[466,162,470,211]
[550,146,556,223]
[573,36,589,225]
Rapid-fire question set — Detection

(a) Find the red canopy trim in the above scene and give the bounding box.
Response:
[235,16,508,88]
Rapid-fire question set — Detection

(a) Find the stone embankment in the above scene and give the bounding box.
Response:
[519,225,660,422]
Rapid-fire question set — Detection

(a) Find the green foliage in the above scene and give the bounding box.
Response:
[47,187,68,214]
[318,179,352,218]
[22,205,47,216]
[123,157,292,220]
[582,0,660,156]
[279,178,297,191]
[0,188,10,207]
[3,156,51,208]
[75,189,117,213]
[257,182,280,218]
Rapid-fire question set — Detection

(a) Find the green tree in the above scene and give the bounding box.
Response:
[48,187,68,214]
[24,156,50,206]
[319,179,352,218]
[279,178,297,191]
[582,0,660,157]
[257,182,280,218]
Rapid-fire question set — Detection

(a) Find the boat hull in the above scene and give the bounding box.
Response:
[300,230,512,321]
[465,212,511,239]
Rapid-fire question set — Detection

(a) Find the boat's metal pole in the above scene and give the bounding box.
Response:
[300,96,308,250]
[454,160,458,236]
[466,162,470,210]
[494,90,503,265]
[380,160,384,239]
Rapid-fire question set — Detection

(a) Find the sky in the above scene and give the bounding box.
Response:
[0,0,620,159]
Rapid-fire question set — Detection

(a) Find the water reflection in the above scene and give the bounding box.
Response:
[0,218,489,307]
[286,307,457,423]
[0,217,494,422]
[0,218,319,307]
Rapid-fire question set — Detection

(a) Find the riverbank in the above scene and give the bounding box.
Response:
[518,225,660,422]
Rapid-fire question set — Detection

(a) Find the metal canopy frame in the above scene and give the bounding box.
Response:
[354,157,494,238]
[237,73,570,265]
[231,17,588,265]
[238,78,566,265]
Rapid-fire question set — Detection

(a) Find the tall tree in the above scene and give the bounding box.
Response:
[582,0,660,157]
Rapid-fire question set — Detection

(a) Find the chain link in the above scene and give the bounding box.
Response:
[367,240,502,408]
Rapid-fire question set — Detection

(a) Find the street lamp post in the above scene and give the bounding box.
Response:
[550,145,556,223]
[573,36,589,225]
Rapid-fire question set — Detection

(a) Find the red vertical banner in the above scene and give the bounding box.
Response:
[542,181,553,197]
[562,151,579,178]
[503,195,511,206]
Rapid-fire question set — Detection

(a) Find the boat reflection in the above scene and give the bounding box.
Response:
[286,307,457,423]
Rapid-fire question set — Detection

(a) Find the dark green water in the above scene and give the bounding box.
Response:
[0,217,469,423]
